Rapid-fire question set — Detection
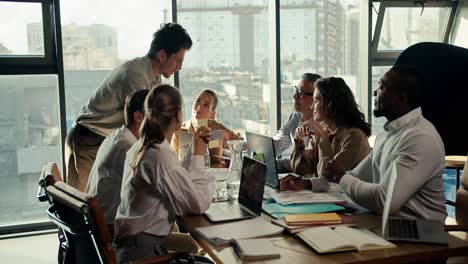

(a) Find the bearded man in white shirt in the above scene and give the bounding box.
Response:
[65,23,192,192]
[330,65,447,221]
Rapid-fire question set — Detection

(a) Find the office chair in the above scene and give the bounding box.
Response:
[43,180,212,264]
[394,42,468,156]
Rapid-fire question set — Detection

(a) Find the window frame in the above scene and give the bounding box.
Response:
[0,0,66,235]
[368,0,459,127]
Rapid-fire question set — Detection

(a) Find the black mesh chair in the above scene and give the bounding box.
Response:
[38,164,213,264]
[394,42,468,156]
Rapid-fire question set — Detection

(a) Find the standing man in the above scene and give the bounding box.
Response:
[273,73,321,172]
[331,65,446,221]
[65,23,192,191]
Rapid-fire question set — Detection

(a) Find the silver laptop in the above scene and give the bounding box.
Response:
[382,164,448,245]
[204,157,267,222]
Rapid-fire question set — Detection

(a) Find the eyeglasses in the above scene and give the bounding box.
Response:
[292,86,314,99]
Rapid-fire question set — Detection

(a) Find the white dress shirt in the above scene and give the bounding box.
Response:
[114,139,215,239]
[339,108,447,221]
[273,111,303,156]
[273,112,303,172]
[77,56,161,137]
[86,126,137,224]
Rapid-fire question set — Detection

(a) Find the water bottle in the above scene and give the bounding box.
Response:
[204,147,211,168]
[226,140,245,200]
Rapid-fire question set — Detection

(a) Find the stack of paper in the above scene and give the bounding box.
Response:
[270,191,346,205]
[195,218,283,246]
[285,213,342,226]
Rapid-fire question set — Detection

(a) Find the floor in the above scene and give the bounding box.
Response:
[0,232,58,264]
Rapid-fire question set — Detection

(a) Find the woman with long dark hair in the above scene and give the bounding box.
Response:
[113,84,214,263]
[281,77,371,192]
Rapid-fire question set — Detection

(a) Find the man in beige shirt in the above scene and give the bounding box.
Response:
[65,23,193,191]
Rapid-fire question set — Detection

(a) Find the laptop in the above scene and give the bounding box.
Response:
[381,164,448,245]
[204,157,267,222]
[245,131,283,188]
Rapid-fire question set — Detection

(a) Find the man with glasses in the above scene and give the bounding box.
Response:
[273,73,321,172]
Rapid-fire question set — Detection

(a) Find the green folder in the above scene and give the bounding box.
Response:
[262,200,344,219]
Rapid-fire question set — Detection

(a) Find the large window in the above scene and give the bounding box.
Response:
[60,0,173,129]
[177,0,271,136]
[0,0,62,229]
[369,0,458,133]
[0,2,44,56]
[280,0,362,126]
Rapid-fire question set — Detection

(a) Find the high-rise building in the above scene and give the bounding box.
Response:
[27,22,119,70]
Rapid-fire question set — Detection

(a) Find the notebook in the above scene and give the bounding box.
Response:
[246,131,293,188]
[382,164,448,245]
[230,238,280,260]
[285,213,342,226]
[298,226,395,254]
[203,157,267,222]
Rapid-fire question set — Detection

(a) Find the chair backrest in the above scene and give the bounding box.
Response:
[394,42,468,155]
[456,156,468,225]
[46,181,116,264]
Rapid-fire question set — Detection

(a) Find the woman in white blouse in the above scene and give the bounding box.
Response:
[114,84,215,263]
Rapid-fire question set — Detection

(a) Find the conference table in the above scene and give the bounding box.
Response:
[181,212,468,264]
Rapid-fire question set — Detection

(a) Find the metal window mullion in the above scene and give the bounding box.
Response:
[268,0,280,133]
[51,0,67,178]
[443,1,459,43]
[172,0,179,89]
[371,1,386,57]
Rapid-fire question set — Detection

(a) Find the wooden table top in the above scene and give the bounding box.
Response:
[182,213,468,264]
[445,156,467,168]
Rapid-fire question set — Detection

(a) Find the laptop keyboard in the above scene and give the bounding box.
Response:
[210,203,251,218]
[388,218,419,239]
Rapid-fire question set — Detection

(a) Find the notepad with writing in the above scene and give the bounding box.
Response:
[231,238,280,260]
[285,213,342,226]
[297,226,395,253]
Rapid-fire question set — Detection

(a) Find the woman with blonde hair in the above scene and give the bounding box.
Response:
[113,84,214,263]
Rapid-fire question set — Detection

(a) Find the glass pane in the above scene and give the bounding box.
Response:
[453,12,468,48]
[370,66,391,135]
[0,2,44,56]
[378,7,449,51]
[177,0,270,136]
[60,0,172,130]
[280,1,362,125]
[0,75,61,227]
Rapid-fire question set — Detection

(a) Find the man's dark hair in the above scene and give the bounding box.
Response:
[390,64,424,109]
[124,89,150,126]
[301,73,322,84]
[147,23,193,59]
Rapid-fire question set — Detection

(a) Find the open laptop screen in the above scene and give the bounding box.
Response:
[238,157,267,215]
[245,132,278,187]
